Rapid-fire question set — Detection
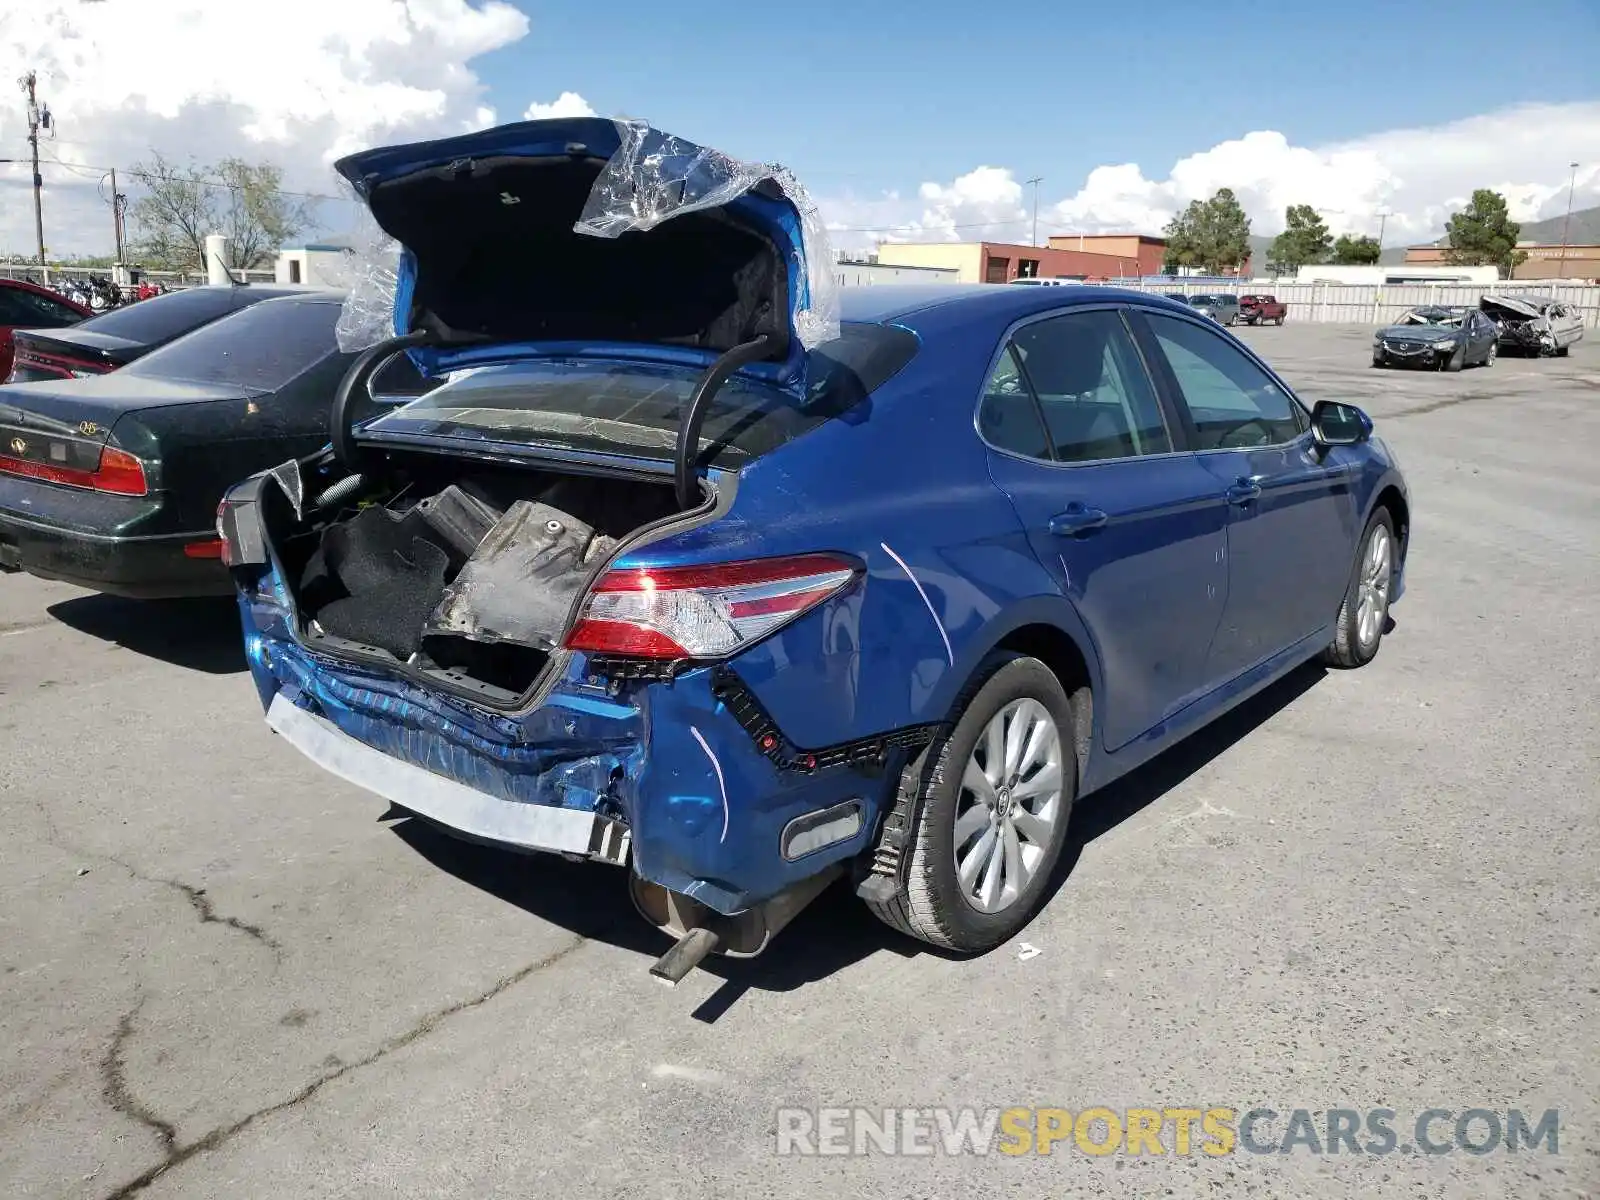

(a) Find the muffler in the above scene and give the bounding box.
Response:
[631,867,841,985]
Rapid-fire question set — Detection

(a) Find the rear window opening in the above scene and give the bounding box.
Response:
[261,449,694,706]
[364,323,919,465]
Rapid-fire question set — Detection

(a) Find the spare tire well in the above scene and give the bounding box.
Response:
[996,624,1093,787]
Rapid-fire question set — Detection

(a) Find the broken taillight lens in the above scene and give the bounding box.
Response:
[565,553,859,660]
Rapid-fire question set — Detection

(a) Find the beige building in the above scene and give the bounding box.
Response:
[1403,242,1600,282]
[875,239,1148,283]
[1046,234,1167,276]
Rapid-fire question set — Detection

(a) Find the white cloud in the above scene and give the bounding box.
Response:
[523,91,597,121]
[0,0,585,258]
[824,102,1600,252]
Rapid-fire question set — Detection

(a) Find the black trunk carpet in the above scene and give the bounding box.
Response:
[300,505,452,659]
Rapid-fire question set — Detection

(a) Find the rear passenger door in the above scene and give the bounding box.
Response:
[1134,310,1357,681]
[979,306,1231,751]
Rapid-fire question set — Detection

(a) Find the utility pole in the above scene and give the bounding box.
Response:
[1557,162,1579,279]
[108,168,127,263]
[19,71,49,268]
[1376,206,1391,251]
[1025,177,1042,247]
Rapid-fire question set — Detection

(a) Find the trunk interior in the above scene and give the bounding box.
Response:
[262,450,687,705]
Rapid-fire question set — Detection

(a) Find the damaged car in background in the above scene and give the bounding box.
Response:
[219,116,1410,986]
[1479,294,1584,357]
[1371,305,1498,370]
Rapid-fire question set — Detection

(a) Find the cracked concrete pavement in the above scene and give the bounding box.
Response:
[1,324,1596,1198]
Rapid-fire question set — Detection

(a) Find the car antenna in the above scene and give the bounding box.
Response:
[211,249,244,288]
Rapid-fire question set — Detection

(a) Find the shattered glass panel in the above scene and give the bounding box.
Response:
[574,119,840,349]
[328,190,402,354]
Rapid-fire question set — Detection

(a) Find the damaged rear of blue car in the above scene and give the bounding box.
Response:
[220,118,1410,982]
[217,117,978,980]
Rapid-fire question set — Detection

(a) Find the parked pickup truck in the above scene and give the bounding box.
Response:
[1239,294,1287,325]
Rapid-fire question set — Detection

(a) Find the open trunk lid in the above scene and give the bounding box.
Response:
[330,117,837,389]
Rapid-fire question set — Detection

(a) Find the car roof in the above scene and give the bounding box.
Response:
[838,283,1193,326]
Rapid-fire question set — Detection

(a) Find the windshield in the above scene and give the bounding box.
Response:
[122,297,342,391]
[68,286,244,345]
[365,323,919,463]
[1398,309,1462,327]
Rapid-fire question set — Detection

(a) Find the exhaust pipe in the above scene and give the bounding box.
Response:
[631,866,841,982]
[650,927,721,987]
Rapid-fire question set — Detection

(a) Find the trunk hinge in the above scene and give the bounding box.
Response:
[674,332,786,510]
[329,330,433,470]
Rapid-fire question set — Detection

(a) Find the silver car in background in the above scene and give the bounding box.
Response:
[1185,293,1242,325]
[1479,294,1584,357]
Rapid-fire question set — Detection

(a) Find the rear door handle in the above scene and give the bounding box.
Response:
[1225,477,1262,506]
[1049,506,1108,537]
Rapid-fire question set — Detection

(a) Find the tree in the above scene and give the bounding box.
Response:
[1162,188,1251,275]
[1268,204,1333,273]
[1331,234,1382,265]
[1443,189,1527,276]
[128,152,311,272]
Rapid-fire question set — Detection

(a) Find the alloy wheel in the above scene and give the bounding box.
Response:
[953,698,1064,914]
[1355,526,1393,649]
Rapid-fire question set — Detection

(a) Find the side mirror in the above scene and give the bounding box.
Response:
[1310,399,1372,447]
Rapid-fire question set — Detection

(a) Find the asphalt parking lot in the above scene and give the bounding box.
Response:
[2,322,1596,1199]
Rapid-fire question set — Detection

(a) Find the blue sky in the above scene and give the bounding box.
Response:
[474,0,1600,209]
[4,0,1599,255]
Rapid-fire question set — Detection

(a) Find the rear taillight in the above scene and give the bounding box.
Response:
[0,445,147,496]
[565,553,858,660]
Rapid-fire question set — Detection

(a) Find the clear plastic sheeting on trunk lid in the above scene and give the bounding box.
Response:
[328,197,402,355]
[573,119,839,350]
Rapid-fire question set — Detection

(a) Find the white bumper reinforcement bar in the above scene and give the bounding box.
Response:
[267,693,628,861]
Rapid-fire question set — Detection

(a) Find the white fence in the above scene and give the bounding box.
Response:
[1092,279,1600,328]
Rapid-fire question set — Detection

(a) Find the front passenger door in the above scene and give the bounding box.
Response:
[1135,311,1358,682]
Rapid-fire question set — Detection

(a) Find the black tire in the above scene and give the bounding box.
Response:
[1371,355,1386,368]
[865,653,1077,953]
[1483,341,1497,367]
[1323,508,1397,669]
[1556,345,1570,357]
[1444,346,1464,372]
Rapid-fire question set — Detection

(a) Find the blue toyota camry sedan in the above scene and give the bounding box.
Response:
[220,117,1409,979]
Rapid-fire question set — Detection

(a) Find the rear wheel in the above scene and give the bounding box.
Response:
[1323,509,1397,669]
[865,653,1076,953]
[1556,344,1570,357]
[1484,341,1497,367]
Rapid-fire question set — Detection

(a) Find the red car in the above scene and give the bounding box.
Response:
[1239,294,1288,326]
[0,278,92,380]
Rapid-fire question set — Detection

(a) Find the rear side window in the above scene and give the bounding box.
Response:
[123,298,341,391]
[70,287,241,345]
[979,309,1171,463]
[0,287,82,327]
